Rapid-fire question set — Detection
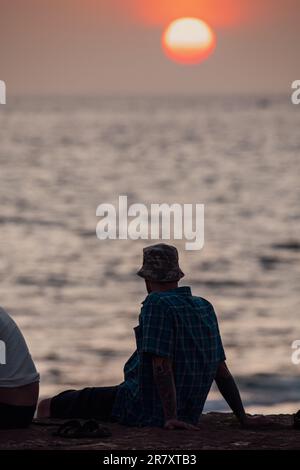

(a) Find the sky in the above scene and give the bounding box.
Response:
[0,0,299,95]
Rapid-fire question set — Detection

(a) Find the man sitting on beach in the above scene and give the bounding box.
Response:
[38,243,266,429]
[0,307,39,428]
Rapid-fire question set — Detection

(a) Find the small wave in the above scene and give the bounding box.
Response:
[16,275,78,288]
[0,216,65,228]
[259,255,290,270]
[193,280,245,289]
[92,348,127,358]
[78,230,96,238]
[272,241,300,252]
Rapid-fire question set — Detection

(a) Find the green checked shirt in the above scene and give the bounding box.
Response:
[112,286,226,427]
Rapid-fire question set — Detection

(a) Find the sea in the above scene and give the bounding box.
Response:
[0,94,299,414]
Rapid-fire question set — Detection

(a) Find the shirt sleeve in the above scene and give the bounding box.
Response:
[139,298,174,359]
[210,304,226,362]
[218,335,226,362]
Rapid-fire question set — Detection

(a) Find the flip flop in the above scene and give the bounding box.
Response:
[53,419,82,438]
[79,420,112,438]
[53,419,112,439]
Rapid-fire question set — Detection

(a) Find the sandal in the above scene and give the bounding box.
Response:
[79,420,112,438]
[53,419,111,438]
[53,419,82,438]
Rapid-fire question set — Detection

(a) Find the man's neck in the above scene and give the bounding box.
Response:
[148,282,178,293]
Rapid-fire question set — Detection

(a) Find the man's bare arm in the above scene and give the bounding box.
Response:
[215,361,274,428]
[152,355,199,430]
[215,361,247,424]
[152,355,177,421]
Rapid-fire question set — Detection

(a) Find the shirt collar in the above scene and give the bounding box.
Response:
[170,286,192,296]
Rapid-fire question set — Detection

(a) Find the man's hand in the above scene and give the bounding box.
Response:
[164,419,200,431]
[241,414,274,428]
[215,361,247,424]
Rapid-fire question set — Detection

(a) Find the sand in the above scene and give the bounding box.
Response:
[0,413,299,450]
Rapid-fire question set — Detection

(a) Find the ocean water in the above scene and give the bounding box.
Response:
[0,95,299,414]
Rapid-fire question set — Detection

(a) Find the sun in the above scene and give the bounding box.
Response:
[162,18,216,65]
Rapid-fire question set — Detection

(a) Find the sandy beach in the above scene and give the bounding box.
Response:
[0,413,299,451]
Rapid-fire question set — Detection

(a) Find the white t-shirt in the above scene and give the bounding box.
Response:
[0,307,40,387]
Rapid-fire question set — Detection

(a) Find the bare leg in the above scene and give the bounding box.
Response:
[37,398,52,418]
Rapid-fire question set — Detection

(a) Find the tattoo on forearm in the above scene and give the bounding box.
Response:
[152,357,177,420]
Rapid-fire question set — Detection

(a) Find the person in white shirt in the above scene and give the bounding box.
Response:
[0,307,39,428]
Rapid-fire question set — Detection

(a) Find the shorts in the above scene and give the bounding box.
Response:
[50,386,119,421]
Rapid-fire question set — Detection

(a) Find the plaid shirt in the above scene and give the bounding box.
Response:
[112,286,226,427]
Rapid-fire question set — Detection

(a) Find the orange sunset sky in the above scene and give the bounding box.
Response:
[0,0,299,95]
